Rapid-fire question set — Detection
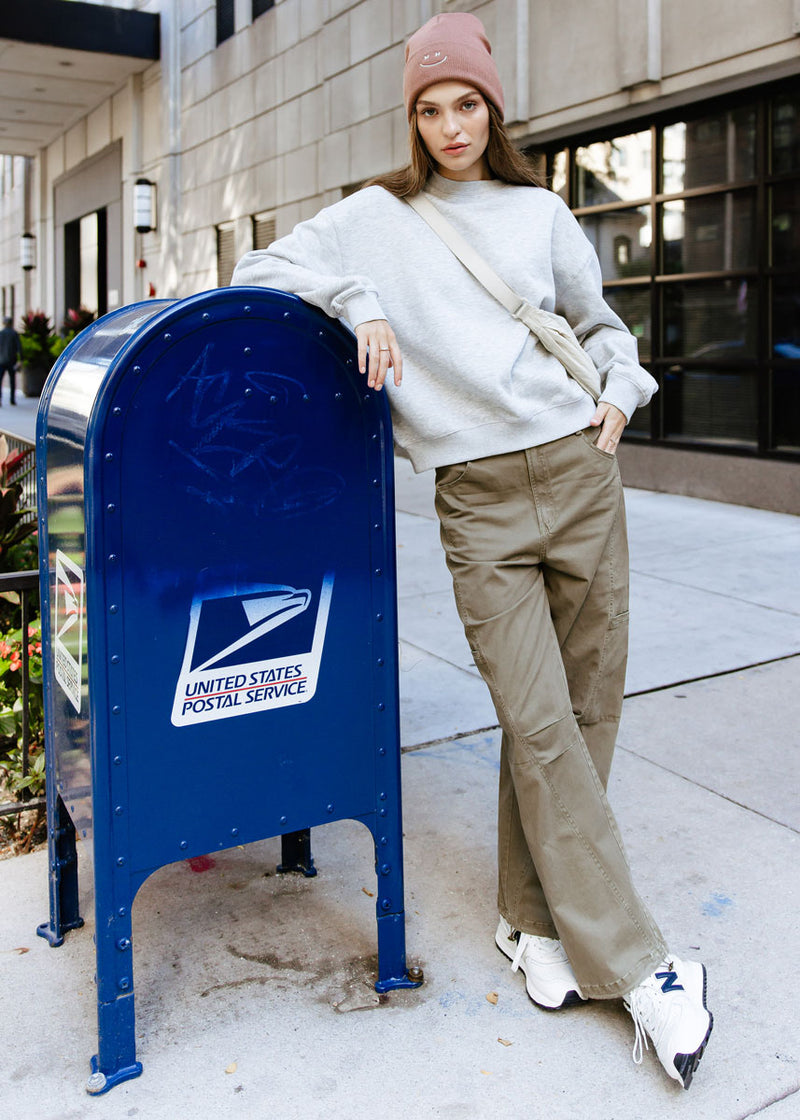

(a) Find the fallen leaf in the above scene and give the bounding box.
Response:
[225,1062,238,1075]
[361,887,374,897]
[14,947,30,955]
[480,1069,492,1076]
[497,1038,513,1047]
[486,991,498,1005]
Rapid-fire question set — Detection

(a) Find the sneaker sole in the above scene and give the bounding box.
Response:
[672,964,714,1089]
[495,938,586,1011]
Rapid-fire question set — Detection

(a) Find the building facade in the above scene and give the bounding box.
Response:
[1,0,798,509]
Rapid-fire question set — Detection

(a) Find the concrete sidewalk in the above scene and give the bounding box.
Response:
[1,448,799,1119]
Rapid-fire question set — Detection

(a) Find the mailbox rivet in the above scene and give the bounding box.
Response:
[376,612,383,622]
[179,840,188,850]
[118,907,127,917]
[377,658,384,667]
[319,331,324,338]
[113,756,122,766]
[107,503,116,512]
[379,836,388,846]
[371,433,378,441]
[377,702,385,711]
[374,568,382,577]
[279,815,287,825]
[326,803,334,814]
[283,312,290,319]
[380,864,391,876]
[372,478,379,487]
[380,899,392,912]
[373,523,381,531]
[163,332,171,341]
[378,747,386,757]
[116,857,125,867]
[105,452,114,462]
[114,806,123,816]
[231,827,239,837]
[112,407,122,417]
[112,705,121,715]
[118,977,131,991]
[244,305,252,313]
[202,312,210,321]
[302,394,310,403]
[269,395,277,404]
[111,654,120,664]
[335,392,342,401]
[379,791,387,801]
[133,365,142,374]
[244,347,252,356]
[116,938,131,951]
[109,604,118,614]
[244,387,253,396]
[379,808,387,817]
[108,554,117,563]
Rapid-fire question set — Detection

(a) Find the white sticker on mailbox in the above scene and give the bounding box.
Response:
[171,574,334,727]
[54,550,85,713]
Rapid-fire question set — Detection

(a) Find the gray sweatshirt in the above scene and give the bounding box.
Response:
[232,173,657,472]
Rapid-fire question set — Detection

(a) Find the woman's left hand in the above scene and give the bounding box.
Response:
[589,402,628,455]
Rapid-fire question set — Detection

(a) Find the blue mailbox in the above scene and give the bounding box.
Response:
[36,288,421,1094]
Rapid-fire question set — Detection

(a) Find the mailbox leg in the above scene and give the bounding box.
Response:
[277,828,317,877]
[36,793,84,946]
[87,891,142,1094]
[371,827,423,993]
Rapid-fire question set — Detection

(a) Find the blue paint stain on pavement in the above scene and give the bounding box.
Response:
[702,892,734,917]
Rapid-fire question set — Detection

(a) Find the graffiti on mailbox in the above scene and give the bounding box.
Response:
[165,344,346,517]
[54,550,85,713]
[171,573,334,726]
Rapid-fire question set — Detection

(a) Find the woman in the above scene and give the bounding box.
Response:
[233,12,712,1089]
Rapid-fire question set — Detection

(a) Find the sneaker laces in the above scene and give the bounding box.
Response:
[509,930,566,973]
[626,967,671,1065]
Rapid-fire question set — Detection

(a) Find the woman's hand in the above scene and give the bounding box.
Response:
[355,319,403,391]
[589,402,627,454]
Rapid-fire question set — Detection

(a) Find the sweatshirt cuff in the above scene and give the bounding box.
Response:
[341,291,386,330]
[599,374,646,423]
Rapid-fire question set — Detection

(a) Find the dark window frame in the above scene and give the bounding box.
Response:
[536,78,800,461]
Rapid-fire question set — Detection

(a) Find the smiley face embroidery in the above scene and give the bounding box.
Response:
[420,50,448,67]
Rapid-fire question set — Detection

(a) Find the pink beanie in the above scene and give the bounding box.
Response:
[403,12,505,121]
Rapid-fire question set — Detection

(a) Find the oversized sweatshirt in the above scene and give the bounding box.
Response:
[232,172,657,473]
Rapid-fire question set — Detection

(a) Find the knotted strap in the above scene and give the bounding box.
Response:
[406,192,601,402]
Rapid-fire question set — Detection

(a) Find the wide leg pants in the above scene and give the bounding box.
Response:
[434,429,667,998]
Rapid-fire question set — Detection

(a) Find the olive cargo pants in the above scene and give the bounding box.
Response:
[434,430,667,998]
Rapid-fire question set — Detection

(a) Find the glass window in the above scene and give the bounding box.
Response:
[604,288,651,362]
[772,368,800,450]
[216,223,236,286]
[550,150,568,199]
[661,191,756,273]
[662,107,756,192]
[575,131,651,205]
[772,92,800,174]
[771,182,800,268]
[773,279,800,361]
[662,367,758,444]
[579,206,652,280]
[662,280,757,359]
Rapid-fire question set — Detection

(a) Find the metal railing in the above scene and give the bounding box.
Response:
[0,570,43,819]
[1,432,37,524]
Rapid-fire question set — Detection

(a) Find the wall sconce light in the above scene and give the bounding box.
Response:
[133,178,157,233]
[20,232,35,271]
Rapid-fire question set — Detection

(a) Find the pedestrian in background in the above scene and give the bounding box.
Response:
[233,11,713,1090]
[0,317,20,406]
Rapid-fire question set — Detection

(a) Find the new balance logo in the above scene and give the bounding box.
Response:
[656,969,684,993]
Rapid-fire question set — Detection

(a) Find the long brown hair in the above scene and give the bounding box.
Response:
[367,99,546,197]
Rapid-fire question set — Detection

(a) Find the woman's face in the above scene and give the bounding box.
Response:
[415,81,491,181]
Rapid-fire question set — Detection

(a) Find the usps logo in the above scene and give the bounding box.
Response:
[171,574,334,727]
[54,550,85,713]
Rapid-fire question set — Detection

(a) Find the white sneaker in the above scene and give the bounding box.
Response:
[495,916,586,1010]
[624,957,713,1089]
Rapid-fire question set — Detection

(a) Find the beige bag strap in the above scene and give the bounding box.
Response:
[406,192,601,402]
